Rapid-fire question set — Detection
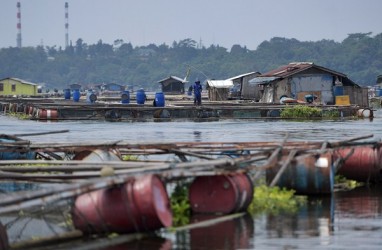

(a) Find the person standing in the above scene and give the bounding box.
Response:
[193,80,202,106]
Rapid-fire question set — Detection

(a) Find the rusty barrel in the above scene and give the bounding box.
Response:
[71,174,172,234]
[37,109,58,120]
[8,103,17,113]
[189,173,253,214]
[25,105,33,115]
[334,146,382,182]
[266,152,334,194]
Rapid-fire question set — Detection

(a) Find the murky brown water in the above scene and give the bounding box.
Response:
[1,110,382,249]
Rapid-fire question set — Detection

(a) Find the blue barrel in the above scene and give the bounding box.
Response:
[0,137,36,160]
[154,92,165,107]
[64,89,71,100]
[73,89,80,102]
[121,90,130,104]
[333,86,344,96]
[266,152,334,194]
[376,88,382,97]
[136,89,146,104]
[86,91,97,103]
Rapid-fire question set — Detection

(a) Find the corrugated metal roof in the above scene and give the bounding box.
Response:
[261,62,347,78]
[248,76,280,85]
[260,62,360,87]
[227,72,260,80]
[206,80,233,88]
[158,76,187,83]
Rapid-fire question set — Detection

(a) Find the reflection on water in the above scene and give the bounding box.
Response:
[250,186,382,249]
[265,196,334,238]
[188,214,254,250]
[334,185,382,218]
[99,236,172,250]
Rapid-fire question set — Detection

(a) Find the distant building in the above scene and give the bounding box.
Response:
[0,77,38,96]
[92,83,126,96]
[99,83,125,92]
[228,72,261,100]
[249,62,368,106]
[158,76,187,94]
[377,75,382,85]
[205,72,261,101]
[69,83,82,91]
[206,80,233,101]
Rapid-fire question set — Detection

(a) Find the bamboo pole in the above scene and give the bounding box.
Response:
[10,230,83,249]
[170,212,245,232]
[269,149,298,187]
[12,130,70,137]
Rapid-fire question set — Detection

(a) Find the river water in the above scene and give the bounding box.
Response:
[1,111,382,249]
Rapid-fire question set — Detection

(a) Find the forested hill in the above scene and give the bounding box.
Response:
[0,32,381,90]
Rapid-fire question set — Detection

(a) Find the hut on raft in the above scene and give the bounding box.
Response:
[158,76,188,95]
[205,72,261,101]
[249,62,369,106]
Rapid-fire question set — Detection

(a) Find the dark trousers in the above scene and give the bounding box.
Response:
[194,93,201,105]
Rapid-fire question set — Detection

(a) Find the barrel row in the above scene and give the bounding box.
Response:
[63,89,166,107]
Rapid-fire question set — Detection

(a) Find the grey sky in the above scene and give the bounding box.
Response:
[1,0,382,50]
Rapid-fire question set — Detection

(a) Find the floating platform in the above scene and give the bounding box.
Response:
[0,96,373,121]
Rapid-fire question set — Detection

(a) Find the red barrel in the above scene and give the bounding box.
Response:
[38,109,58,120]
[9,103,17,112]
[189,173,253,214]
[26,105,34,115]
[229,173,254,212]
[334,146,382,182]
[2,103,9,112]
[72,175,172,234]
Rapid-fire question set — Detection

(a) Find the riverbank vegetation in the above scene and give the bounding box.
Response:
[0,33,380,90]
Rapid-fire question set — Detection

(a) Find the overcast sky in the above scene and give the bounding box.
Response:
[1,0,382,50]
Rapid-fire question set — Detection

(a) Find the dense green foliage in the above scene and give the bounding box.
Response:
[280,105,323,118]
[247,185,307,215]
[0,32,381,90]
[170,181,191,227]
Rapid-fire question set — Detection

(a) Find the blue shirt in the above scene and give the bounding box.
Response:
[193,82,202,95]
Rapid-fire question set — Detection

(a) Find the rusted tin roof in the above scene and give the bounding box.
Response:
[261,62,347,78]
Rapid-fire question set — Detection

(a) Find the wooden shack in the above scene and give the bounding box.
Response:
[158,76,187,94]
[228,72,261,100]
[206,80,233,101]
[249,62,369,106]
